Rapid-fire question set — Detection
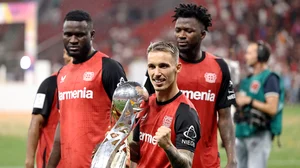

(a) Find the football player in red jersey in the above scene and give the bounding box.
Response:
[25,50,71,168]
[130,41,201,168]
[144,4,237,168]
[47,10,127,168]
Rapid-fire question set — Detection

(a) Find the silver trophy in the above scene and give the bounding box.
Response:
[91,79,149,168]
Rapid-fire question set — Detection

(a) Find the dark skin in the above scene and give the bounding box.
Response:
[47,123,61,168]
[25,115,45,168]
[174,17,205,62]
[25,54,71,168]
[63,20,95,63]
[47,20,95,168]
[175,17,237,168]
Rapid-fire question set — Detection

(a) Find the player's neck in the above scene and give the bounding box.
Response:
[253,63,268,75]
[156,84,179,103]
[73,48,96,64]
[180,48,202,62]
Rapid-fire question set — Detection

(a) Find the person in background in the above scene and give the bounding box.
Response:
[47,10,127,168]
[25,50,71,168]
[144,4,237,168]
[235,41,284,168]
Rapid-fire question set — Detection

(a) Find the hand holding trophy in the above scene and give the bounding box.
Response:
[91,79,149,168]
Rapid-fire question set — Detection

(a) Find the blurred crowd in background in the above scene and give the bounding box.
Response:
[0,0,299,104]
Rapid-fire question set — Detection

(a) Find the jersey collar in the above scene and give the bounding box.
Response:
[179,51,206,64]
[156,91,182,106]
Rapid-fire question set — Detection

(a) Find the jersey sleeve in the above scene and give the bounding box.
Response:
[102,57,127,101]
[132,120,140,142]
[143,71,155,96]
[264,73,280,97]
[32,75,57,119]
[174,103,201,152]
[215,58,236,110]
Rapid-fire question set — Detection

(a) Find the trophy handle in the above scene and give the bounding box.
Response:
[91,100,136,168]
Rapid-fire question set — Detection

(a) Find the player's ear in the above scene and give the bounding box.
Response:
[90,30,95,40]
[176,62,182,73]
[200,31,206,40]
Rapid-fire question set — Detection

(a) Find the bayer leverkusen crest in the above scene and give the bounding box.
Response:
[250,80,260,93]
[163,116,173,128]
[83,72,95,81]
[204,73,217,83]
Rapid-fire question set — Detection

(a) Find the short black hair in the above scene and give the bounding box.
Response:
[64,10,93,29]
[173,4,212,31]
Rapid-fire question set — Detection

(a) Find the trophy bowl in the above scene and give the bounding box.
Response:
[111,80,149,121]
[91,80,149,168]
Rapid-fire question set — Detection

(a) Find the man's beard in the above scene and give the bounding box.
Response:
[178,43,198,54]
[66,43,91,60]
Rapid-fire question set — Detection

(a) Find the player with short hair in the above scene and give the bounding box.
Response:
[130,41,201,168]
[235,41,284,168]
[25,50,71,168]
[47,10,127,168]
[144,4,237,168]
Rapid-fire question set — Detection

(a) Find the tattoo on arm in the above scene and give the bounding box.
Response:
[164,145,194,168]
[218,107,236,163]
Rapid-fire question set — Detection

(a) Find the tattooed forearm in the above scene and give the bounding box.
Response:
[164,145,193,168]
[218,108,236,163]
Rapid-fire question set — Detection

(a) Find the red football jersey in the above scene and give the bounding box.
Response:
[57,51,127,167]
[144,51,235,168]
[32,74,61,168]
[135,92,201,168]
[37,91,60,168]
[178,52,235,168]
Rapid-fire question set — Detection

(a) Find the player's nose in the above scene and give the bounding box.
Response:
[153,67,162,76]
[177,31,186,40]
[70,35,79,43]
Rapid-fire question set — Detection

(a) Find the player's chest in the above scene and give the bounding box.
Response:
[58,65,102,91]
[177,63,222,91]
[140,106,176,129]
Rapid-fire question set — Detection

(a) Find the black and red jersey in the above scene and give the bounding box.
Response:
[144,51,235,168]
[57,51,127,167]
[133,91,201,168]
[32,73,60,168]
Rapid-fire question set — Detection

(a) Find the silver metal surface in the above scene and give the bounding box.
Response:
[91,80,148,168]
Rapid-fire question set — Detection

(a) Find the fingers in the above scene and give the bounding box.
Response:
[139,100,148,109]
[91,143,100,159]
[156,126,171,134]
[154,126,171,139]
[154,126,172,149]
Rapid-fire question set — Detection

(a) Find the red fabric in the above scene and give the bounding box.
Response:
[177,53,223,168]
[57,52,111,167]
[137,94,194,168]
[36,88,61,168]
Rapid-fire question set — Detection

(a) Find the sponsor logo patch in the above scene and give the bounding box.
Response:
[250,80,261,93]
[60,75,66,83]
[33,93,46,109]
[183,125,197,140]
[181,90,215,102]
